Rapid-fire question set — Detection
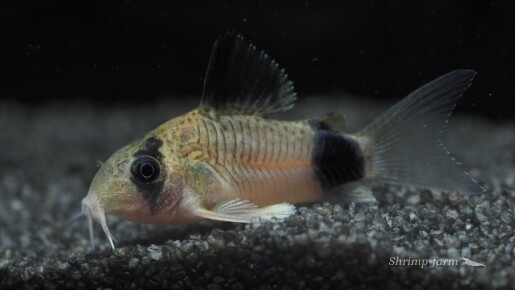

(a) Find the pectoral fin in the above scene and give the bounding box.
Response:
[195,199,296,223]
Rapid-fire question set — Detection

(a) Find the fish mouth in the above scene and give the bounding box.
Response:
[82,192,117,249]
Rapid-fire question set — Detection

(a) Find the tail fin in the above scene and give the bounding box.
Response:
[357,70,483,194]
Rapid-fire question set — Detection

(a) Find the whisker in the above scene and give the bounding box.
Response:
[101,215,117,249]
[96,160,104,168]
[65,211,84,225]
[87,214,95,249]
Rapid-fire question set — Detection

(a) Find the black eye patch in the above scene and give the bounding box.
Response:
[130,137,167,210]
[134,137,164,160]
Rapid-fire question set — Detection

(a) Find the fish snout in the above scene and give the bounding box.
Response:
[82,193,101,222]
[81,192,117,249]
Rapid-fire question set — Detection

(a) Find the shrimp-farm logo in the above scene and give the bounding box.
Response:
[388,256,486,268]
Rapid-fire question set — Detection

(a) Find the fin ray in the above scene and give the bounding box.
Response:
[195,199,296,223]
[212,198,258,213]
[200,32,296,116]
[359,69,484,194]
[344,184,378,203]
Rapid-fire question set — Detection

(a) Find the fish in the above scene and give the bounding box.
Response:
[81,32,483,249]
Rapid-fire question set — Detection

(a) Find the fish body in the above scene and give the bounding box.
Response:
[165,111,324,207]
[82,33,482,249]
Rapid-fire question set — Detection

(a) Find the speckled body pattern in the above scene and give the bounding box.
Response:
[155,109,324,210]
[81,33,480,249]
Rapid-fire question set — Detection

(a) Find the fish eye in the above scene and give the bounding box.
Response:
[131,156,160,183]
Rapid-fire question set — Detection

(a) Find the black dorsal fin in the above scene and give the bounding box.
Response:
[199,32,297,116]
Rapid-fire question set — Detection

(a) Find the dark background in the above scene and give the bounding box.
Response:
[2,1,514,120]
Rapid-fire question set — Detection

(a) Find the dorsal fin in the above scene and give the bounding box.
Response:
[199,32,297,116]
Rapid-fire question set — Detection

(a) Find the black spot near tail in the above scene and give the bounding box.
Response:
[311,127,365,191]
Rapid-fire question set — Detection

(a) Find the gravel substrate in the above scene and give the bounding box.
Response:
[0,96,514,289]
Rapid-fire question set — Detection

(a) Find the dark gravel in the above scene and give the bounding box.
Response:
[1,96,514,289]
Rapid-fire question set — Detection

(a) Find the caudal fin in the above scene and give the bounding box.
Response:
[358,70,483,194]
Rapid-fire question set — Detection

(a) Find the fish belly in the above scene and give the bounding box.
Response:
[232,165,324,206]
